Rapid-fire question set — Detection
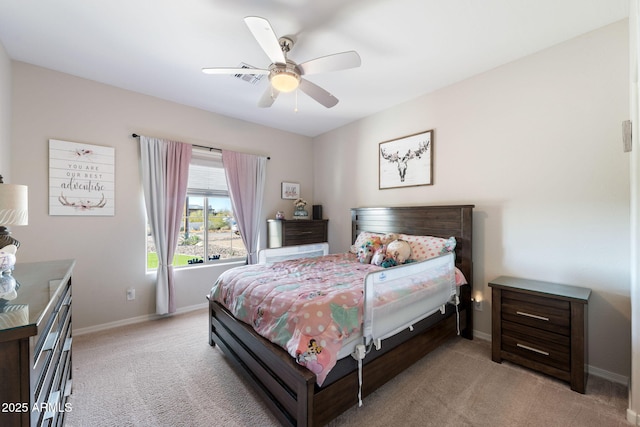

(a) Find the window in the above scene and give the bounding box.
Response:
[146,150,247,269]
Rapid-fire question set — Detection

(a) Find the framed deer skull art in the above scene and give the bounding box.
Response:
[379,130,433,189]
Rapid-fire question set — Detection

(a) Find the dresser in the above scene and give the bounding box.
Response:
[489,276,590,393]
[0,259,75,426]
[267,219,328,248]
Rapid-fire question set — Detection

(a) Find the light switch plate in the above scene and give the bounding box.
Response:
[623,120,632,152]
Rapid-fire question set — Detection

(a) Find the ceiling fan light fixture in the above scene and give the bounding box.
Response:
[270,70,300,92]
[269,61,301,93]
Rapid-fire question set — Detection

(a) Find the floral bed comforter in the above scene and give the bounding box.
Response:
[209,253,452,385]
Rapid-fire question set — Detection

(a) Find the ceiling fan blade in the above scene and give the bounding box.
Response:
[202,67,269,75]
[298,51,361,76]
[299,79,338,108]
[244,16,286,64]
[258,86,280,108]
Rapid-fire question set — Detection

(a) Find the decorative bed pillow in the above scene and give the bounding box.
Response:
[455,268,467,286]
[350,231,384,254]
[398,234,457,261]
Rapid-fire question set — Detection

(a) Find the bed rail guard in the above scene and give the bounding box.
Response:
[362,252,457,347]
[257,243,329,264]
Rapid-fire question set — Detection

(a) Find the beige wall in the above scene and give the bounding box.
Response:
[10,62,313,330]
[314,21,631,381]
[0,41,11,178]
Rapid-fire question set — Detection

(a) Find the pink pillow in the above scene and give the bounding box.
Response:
[455,268,467,286]
[398,234,456,261]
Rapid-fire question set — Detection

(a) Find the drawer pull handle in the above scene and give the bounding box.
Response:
[43,390,60,420]
[63,336,73,352]
[517,343,550,356]
[516,311,549,321]
[42,331,59,352]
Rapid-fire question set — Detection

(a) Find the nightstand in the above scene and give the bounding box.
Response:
[267,219,328,248]
[489,276,591,393]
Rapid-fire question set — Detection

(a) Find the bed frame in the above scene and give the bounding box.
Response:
[208,205,474,426]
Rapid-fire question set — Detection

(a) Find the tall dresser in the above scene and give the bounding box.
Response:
[0,259,75,426]
[267,219,328,248]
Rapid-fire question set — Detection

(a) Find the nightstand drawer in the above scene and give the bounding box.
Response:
[502,321,570,371]
[502,290,570,335]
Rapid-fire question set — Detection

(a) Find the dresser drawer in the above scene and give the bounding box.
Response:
[32,281,72,427]
[32,283,71,393]
[502,320,570,372]
[501,289,570,335]
[285,228,326,245]
[268,219,328,248]
[33,281,71,366]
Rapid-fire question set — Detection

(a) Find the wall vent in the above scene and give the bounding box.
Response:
[232,63,265,85]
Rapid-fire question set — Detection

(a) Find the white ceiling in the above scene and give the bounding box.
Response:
[0,0,630,137]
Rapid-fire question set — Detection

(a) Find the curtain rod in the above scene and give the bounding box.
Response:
[131,134,270,159]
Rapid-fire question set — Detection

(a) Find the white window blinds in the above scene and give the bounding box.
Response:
[187,150,228,197]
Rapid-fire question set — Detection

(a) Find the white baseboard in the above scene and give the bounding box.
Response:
[588,364,629,386]
[73,302,208,336]
[472,329,629,386]
[473,330,491,341]
[627,408,638,425]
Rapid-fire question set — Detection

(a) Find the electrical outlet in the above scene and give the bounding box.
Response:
[474,300,483,311]
[126,288,135,301]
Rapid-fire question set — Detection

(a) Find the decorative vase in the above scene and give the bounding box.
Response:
[293,206,309,219]
[275,211,285,220]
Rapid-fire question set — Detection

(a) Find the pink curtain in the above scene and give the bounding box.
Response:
[222,150,267,264]
[140,136,192,314]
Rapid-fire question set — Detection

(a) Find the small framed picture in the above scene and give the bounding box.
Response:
[281,182,300,199]
[379,130,433,189]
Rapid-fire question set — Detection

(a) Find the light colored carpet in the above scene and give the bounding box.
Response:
[65,309,628,426]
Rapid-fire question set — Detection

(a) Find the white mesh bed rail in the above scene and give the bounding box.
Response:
[257,243,329,264]
[362,252,457,347]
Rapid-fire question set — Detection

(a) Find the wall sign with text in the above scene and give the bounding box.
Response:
[49,139,115,216]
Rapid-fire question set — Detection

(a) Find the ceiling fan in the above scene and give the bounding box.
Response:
[202,16,361,108]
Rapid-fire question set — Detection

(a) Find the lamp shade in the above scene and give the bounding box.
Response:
[0,185,28,226]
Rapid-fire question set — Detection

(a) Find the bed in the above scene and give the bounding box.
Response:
[207,205,474,426]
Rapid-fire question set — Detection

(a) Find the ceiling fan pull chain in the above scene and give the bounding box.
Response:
[294,89,299,113]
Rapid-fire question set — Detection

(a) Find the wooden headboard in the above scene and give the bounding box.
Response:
[351,205,474,338]
[350,205,474,283]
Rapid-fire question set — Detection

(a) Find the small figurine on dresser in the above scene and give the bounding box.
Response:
[293,198,309,219]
